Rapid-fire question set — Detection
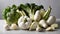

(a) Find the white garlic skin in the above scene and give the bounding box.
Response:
[18,22,27,29]
[18,16,32,29]
[18,16,24,23]
[25,22,32,29]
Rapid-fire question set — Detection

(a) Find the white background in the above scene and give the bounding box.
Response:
[0,0,60,19]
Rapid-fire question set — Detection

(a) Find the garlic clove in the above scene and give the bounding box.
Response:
[4,24,10,30]
[36,25,43,32]
[40,9,45,17]
[34,10,41,21]
[29,22,38,30]
[39,19,48,28]
[46,27,55,31]
[51,23,58,29]
[46,16,56,25]
[10,23,18,30]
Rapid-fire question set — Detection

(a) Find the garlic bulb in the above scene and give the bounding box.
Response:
[18,16,32,29]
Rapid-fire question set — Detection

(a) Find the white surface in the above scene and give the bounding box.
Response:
[0,19,60,34]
